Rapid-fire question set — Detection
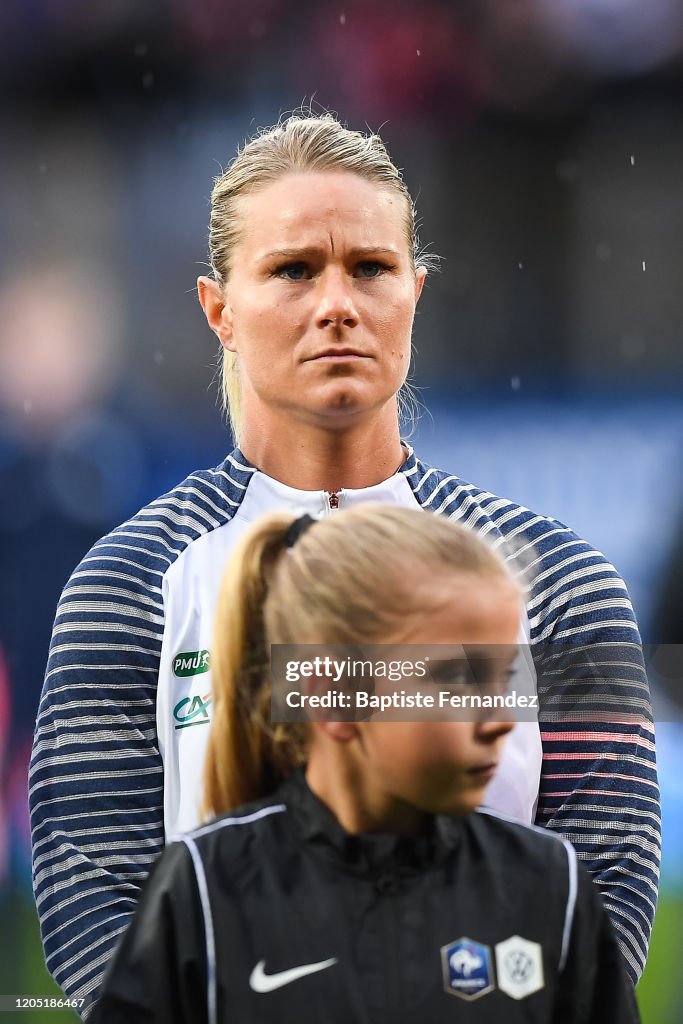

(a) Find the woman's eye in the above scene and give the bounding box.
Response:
[356,261,385,278]
[277,262,309,281]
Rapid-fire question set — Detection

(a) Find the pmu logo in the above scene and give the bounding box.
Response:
[173,693,212,729]
[173,650,210,677]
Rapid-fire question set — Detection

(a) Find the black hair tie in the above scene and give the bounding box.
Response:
[284,514,316,549]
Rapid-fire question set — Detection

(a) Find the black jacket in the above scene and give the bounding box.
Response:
[91,772,639,1024]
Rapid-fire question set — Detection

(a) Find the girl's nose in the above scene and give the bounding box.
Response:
[476,716,515,742]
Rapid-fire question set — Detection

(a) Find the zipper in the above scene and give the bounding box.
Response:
[375,872,401,1023]
[325,490,342,511]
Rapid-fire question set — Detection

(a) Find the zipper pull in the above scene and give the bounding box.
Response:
[374,872,399,896]
[326,490,341,511]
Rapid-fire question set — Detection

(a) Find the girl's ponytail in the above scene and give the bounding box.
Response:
[202,513,307,818]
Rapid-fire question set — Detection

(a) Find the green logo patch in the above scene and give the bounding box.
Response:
[173,650,210,677]
[173,693,212,729]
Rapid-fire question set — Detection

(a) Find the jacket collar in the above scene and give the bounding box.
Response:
[230,445,421,520]
[277,769,462,876]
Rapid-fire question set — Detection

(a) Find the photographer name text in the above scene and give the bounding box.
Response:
[284,689,538,711]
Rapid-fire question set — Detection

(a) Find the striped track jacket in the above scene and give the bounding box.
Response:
[29,446,660,1011]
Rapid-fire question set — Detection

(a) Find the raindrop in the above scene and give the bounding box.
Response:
[416,49,421,56]
[630,154,635,166]
[142,72,155,89]
[642,260,646,272]
[339,13,346,25]
[154,350,165,366]
[511,376,521,391]
[517,262,524,270]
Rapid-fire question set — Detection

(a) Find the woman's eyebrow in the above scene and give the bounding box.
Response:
[349,246,401,259]
[258,244,401,262]
[258,246,319,262]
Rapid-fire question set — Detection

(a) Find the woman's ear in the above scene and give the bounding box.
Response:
[197,276,235,350]
[414,266,427,304]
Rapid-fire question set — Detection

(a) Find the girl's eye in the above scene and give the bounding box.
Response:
[276,262,310,281]
[427,661,477,689]
[356,261,385,278]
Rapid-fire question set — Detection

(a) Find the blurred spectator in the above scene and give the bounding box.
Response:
[0,265,123,441]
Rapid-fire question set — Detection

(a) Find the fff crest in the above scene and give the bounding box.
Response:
[441,937,494,1001]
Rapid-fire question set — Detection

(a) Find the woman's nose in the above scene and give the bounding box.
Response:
[315,269,359,329]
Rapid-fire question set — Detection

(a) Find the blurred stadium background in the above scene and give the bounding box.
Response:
[1,1,682,1019]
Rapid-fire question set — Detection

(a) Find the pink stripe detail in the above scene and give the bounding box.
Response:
[540,731,655,750]
[541,752,650,762]
[539,713,649,723]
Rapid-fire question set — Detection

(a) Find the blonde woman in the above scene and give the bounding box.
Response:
[30,112,658,1014]
[91,507,638,1023]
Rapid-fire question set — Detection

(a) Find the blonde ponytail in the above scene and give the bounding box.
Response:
[202,513,308,818]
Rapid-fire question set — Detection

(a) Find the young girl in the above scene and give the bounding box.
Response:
[91,506,638,1023]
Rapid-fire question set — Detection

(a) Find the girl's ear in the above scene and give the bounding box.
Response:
[311,720,358,743]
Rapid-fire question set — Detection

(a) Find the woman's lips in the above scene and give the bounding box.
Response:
[307,349,369,362]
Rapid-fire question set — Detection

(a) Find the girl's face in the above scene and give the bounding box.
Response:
[311,574,521,834]
[201,171,425,433]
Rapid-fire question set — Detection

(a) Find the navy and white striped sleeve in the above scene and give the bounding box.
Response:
[89,840,208,1024]
[28,458,249,1014]
[526,517,660,985]
[28,527,168,1015]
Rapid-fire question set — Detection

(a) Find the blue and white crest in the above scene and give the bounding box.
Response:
[441,938,494,1001]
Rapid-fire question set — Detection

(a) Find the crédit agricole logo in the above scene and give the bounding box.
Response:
[173,650,212,729]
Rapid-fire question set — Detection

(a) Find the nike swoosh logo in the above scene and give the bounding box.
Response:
[249,957,338,993]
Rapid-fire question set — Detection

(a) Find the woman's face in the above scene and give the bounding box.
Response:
[207,171,425,431]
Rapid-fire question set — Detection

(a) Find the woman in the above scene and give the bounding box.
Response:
[91,506,639,1023]
[29,112,659,1014]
